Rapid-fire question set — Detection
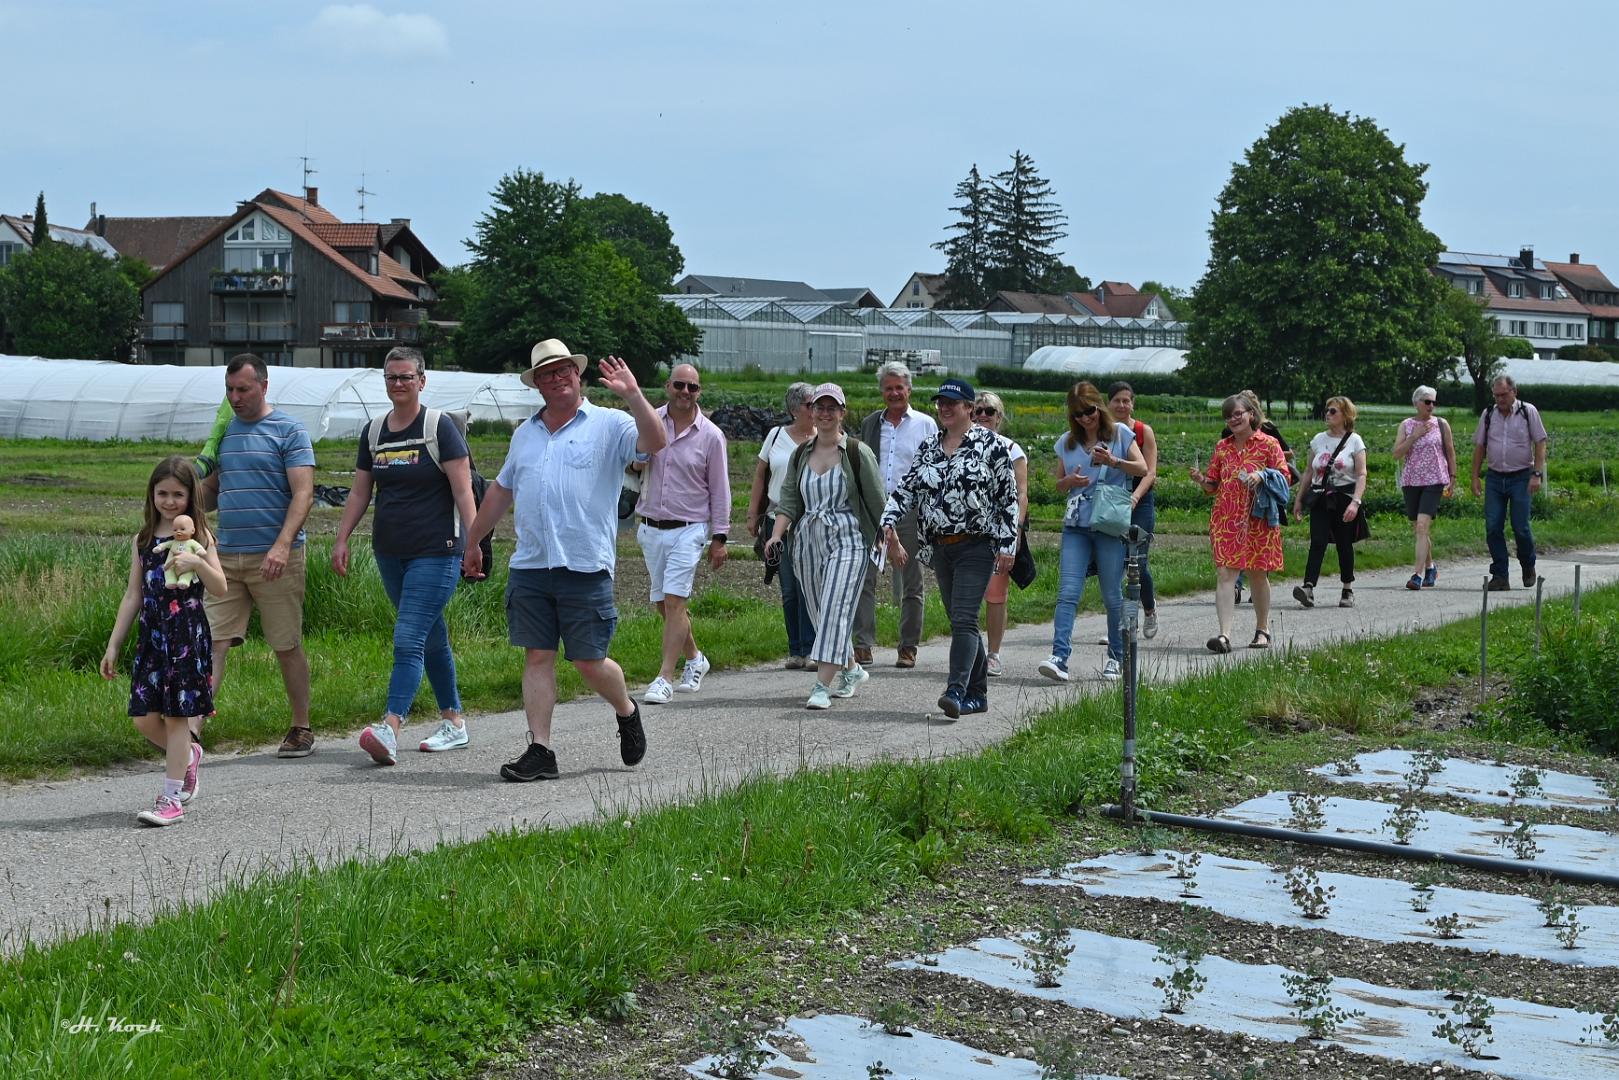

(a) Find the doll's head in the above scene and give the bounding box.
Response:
[139,456,211,550]
[172,514,195,542]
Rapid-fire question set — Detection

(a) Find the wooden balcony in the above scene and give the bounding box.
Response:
[210,320,296,342]
[319,322,421,345]
[139,321,187,342]
[211,271,296,295]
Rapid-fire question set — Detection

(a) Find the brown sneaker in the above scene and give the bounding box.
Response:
[895,646,917,669]
[854,646,874,666]
[277,726,315,758]
[1486,577,1510,592]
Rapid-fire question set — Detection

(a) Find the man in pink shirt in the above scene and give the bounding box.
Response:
[636,364,732,703]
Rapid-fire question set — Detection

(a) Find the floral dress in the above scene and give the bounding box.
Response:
[128,536,214,718]
[1207,432,1287,571]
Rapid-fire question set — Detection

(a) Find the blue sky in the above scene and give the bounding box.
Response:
[8,1,1618,302]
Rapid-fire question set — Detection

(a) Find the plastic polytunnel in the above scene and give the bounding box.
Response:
[0,356,537,443]
[1023,345,1189,376]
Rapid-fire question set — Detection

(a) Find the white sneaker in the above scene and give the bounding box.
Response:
[986,652,1004,677]
[676,652,710,693]
[359,720,398,765]
[1101,658,1121,681]
[806,682,832,709]
[831,664,869,698]
[643,676,674,704]
[419,718,469,752]
[1037,655,1070,682]
[1142,612,1158,639]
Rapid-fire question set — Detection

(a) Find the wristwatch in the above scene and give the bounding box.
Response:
[1531,470,1543,478]
[712,533,728,544]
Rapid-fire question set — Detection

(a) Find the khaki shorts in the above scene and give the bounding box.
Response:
[205,546,307,652]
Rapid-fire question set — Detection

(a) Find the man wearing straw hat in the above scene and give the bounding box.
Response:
[463,340,668,781]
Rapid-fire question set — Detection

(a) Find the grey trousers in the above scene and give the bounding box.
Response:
[854,506,924,649]
[930,537,993,698]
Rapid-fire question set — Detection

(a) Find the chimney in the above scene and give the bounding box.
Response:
[305,186,319,206]
[1518,245,1535,270]
[97,214,106,237]
[390,217,409,228]
[1570,253,1581,264]
[89,201,96,223]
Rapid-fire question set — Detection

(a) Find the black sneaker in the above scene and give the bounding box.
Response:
[617,705,646,767]
[1486,577,1510,592]
[500,740,559,782]
[1522,565,1537,588]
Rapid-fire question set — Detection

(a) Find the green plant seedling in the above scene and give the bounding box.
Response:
[1430,969,1496,1060]
[1018,911,1077,988]
[1280,965,1364,1039]
[1152,906,1211,1014]
[1287,790,1327,832]
[695,1012,771,1079]
[1280,864,1335,919]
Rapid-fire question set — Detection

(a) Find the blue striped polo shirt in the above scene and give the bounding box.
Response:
[216,409,316,554]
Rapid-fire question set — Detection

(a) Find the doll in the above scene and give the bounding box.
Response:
[154,514,208,588]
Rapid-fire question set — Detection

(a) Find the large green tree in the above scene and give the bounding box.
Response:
[577,192,684,291]
[453,170,699,381]
[1184,105,1453,411]
[984,150,1069,296]
[932,164,994,308]
[0,241,140,360]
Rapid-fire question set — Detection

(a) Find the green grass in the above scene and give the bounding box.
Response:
[3,578,1613,1079]
[3,385,1619,778]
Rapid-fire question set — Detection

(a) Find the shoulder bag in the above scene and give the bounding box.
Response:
[1301,432,1352,513]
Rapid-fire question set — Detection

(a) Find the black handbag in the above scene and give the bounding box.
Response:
[1301,432,1352,513]
[1009,520,1036,589]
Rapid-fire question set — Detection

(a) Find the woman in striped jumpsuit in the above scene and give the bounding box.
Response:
[765,383,885,710]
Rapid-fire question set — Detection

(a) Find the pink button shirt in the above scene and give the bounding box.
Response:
[637,406,732,536]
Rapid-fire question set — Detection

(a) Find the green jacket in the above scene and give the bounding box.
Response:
[776,433,884,550]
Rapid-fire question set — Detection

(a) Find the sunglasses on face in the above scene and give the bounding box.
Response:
[1325,407,1340,415]
[1418,399,1436,406]
[1073,405,1098,419]
[973,407,998,418]
[669,380,701,392]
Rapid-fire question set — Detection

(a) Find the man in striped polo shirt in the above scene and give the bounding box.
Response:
[202,354,318,758]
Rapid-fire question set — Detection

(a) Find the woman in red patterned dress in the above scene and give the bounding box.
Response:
[1189,394,1288,653]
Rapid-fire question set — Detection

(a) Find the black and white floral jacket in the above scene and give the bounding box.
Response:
[881,425,1018,563]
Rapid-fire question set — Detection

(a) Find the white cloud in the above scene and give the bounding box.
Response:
[310,5,449,58]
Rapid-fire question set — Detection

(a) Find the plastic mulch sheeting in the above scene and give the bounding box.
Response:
[1026,851,1618,965]
[1311,750,1616,812]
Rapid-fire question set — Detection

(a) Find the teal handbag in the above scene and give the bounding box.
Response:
[1087,465,1134,537]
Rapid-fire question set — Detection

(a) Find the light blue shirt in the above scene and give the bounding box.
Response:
[497,399,640,575]
[1056,426,1134,530]
[217,409,316,554]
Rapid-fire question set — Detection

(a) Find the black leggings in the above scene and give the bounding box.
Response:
[1304,497,1356,586]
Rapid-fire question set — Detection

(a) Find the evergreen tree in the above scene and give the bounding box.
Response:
[30,191,48,247]
[931,165,993,309]
[984,150,1068,295]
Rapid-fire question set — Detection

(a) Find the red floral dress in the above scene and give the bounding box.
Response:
[1207,432,1286,571]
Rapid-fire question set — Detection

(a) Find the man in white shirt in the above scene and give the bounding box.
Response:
[854,361,938,668]
[463,339,667,782]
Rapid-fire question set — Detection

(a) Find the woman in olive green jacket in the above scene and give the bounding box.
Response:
[765,383,885,708]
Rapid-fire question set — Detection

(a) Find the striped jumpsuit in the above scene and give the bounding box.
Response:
[792,465,865,667]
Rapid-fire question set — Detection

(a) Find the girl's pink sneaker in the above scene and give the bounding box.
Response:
[178,743,203,805]
[136,794,184,827]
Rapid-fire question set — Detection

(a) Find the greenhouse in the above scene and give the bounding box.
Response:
[0,355,535,443]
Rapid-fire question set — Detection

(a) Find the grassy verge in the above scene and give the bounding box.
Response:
[4,580,1613,1079]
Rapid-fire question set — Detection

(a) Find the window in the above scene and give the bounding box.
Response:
[1508,319,1528,336]
[912,281,920,296]
[0,241,20,267]
[1533,321,1547,336]
[1571,323,1585,339]
[150,302,184,341]
[1506,281,1523,297]
[1467,278,1483,295]
[1540,283,1554,299]
[223,213,292,273]
[333,350,369,368]
[333,301,372,324]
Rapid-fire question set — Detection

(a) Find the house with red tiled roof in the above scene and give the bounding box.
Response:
[1544,253,1619,354]
[136,186,442,367]
[1435,247,1590,359]
[983,281,1173,320]
[890,272,949,309]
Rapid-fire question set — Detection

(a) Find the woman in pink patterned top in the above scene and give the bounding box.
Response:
[1391,384,1458,591]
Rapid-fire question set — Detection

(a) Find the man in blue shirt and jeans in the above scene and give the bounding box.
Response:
[463,340,667,781]
[1470,374,1548,591]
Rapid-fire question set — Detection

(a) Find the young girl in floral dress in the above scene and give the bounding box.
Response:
[101,457,226,827]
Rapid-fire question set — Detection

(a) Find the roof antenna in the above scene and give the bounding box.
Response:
[357,172,375,222]
[299,156,317,221]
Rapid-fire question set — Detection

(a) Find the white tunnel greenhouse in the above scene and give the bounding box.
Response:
[0,355,537,443]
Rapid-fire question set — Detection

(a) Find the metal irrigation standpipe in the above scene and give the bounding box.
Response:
[1118,524,1151,821]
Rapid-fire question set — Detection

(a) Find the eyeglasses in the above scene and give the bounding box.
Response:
[1072,406,1098,419]
[535,365,576,384]
[973,407,998,417]
[1325,407,1340,415]
[382,373,420,384]
[812,402,843,413]
[669,380,701,392]
[934,397,966,408]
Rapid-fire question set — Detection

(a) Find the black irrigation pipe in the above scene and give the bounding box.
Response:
[1098,805,1619,888]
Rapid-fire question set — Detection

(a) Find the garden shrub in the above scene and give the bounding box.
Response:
[1507,620,1619,753]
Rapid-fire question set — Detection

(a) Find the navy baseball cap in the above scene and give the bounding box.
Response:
[932,378,975,403]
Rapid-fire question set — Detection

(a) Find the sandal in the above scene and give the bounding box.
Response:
[1205,634,1232,654]
[1249,629,1272,649]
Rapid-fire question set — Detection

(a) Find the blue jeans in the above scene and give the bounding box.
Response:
[375,554,463,717]
[1054,526,1126,664]
[1131,489,1156,613]
[1483,469,1535,580]
[773,516,816,658]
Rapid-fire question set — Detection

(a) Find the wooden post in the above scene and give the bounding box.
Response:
[1535,576,1545,657]
[1479,577,1489,706]
[1574,564,1582,625]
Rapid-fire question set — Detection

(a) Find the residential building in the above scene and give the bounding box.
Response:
[89,211,227,274]
[984,281,1173,321]
[821,287,883,308]
[1544,253,1619,353]
[890,271,947,309]
[0,214,119,267]
[1435,248,1588,359]
[674,274,831,302]
[137,187,442,367]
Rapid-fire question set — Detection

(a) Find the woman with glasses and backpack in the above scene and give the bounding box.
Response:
[332,347,479,763]
[1291,396,1368,609]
